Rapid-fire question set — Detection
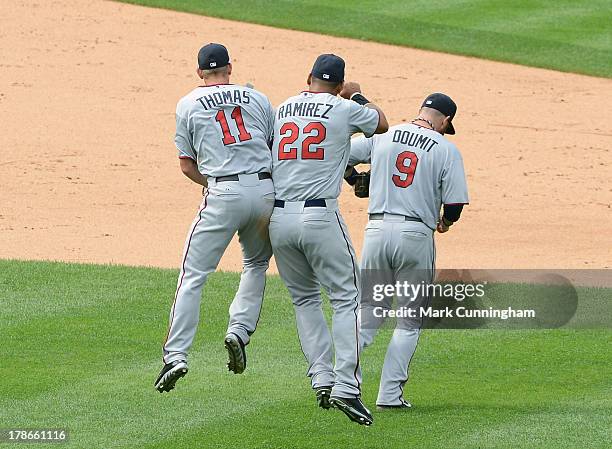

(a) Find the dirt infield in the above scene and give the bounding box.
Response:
[1,0,610,271]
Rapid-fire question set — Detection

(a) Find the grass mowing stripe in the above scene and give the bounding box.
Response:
[115,0,612,78]
[0,260,610,448]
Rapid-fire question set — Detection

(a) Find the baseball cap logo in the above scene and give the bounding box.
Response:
[198,43,230,70]
[426,100,432,105]
[322,73,330,79]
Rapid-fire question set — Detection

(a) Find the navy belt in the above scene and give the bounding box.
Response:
[369,213,422,222]
[216,172,271,183]
[274,199,327,208]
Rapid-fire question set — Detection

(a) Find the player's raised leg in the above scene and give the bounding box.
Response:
[225,181,275,374]
[156,191,238,392]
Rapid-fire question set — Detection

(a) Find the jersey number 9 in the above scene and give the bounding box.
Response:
[278,122,327,160]
[392,151,419,188]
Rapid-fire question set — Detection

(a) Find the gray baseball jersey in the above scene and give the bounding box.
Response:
[272,92,379,200]
[351,122,468,407]
[175,84,275,177]
[350,123,469,229]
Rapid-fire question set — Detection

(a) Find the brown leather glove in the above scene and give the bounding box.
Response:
[354,171,370,198]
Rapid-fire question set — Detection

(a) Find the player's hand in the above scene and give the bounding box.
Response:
[436,220,450,233]
[340,81,362,99]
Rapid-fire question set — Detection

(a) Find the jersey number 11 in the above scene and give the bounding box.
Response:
[215,107,253,145]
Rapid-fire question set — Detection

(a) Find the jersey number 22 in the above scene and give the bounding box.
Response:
[278,122,326,160]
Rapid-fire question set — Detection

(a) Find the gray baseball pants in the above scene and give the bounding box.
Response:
[269,199,362,398]
[163,174,275,364]
[360,214,435,406]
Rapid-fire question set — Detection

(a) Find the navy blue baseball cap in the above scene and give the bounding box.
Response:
[422,93,457,134]
[198,43,230,70]
[311,54,345,83]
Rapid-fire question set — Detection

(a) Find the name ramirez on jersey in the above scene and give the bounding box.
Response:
[276,102,334,120]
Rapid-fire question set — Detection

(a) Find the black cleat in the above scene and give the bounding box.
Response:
[315,386,333,409]
[376,399,412,411]
[224,333,246,374]
[330,396,373,426]
[154,360,188,393]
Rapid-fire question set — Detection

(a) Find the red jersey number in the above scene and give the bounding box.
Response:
[392,151,419,188]
[301,122,326,159]
[278,122,326,160]
[278,122,299,160]
[215,107,253,146]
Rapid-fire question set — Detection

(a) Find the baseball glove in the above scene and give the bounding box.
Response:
[353,171,370,198]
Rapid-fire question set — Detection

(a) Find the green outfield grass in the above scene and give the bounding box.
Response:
[116,0,612,78]
[1,260,611,448]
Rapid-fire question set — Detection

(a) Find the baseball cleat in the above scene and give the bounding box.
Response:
[330,396,373,426]
[376,399,412,411]
[154,360,188,393]
[315,386,333,409]
[224,333,246,374]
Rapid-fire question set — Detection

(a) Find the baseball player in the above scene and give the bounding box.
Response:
[155,43,276,393]
[269,54,389,425]
[347,93,469,409]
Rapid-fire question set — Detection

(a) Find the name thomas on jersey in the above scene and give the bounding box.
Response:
[195,89,251,110]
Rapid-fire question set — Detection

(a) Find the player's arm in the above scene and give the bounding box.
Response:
[364,102,388,134]
[437,204,464,233]
[175,109,207,186]
[344,166,360,185]
[437,147,469,233]
[340,81,388,134]
[266,99,276,150]
[179,157,208,187]
[344,135,373,185]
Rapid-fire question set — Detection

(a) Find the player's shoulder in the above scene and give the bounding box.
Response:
[240,84,272,105]
[298,91,341,103]
[440,136,461,156]
[432,136,462,166]
[210,83,269,102]
[324,94,369,119]
[388,122,413,133]
[335,95,362,110]
[176,87,202,114]
[384,122,423,139]
[278,91,315,107]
